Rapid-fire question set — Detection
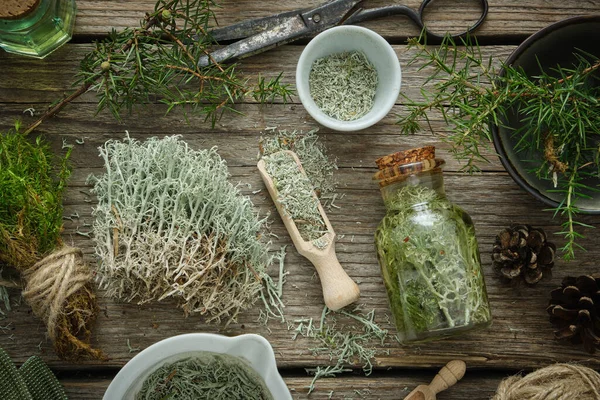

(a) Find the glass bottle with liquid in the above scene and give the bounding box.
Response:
[374,146,492,343]
[0,0,76,58]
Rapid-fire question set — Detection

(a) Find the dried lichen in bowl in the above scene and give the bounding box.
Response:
[296,26,401,132]
[309,51,378,121]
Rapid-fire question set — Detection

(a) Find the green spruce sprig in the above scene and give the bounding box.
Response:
[24,0,294,135]
[398,34,600,260]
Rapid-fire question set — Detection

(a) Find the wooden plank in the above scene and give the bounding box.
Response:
[71,0,600,40]
[60,373,503,399]
[0,126,598,371]
[0,44,515,105]
[0,103,506,173]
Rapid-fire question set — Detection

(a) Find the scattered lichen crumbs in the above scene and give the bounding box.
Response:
[294,306,389,394]
[263,151,328,246]
[89,135,270,324]
[136,353,274,400]
[309,51,378,121]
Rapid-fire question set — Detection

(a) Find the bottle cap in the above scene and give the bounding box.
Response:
[374,146,444,187]
[0,0,40,20]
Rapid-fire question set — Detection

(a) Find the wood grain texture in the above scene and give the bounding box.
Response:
[0,43,515,104]
[0,108,598,373]
[70,0,600,40]
[1,1,600,397]
[60,373,502,399]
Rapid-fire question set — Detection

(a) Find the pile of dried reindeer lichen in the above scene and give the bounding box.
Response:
[89,135,270,323]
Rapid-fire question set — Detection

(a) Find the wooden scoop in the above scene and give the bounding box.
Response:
[257,150,360,311]
[403,360,466,400]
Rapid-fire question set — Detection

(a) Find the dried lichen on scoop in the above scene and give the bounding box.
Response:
[309,51,378,121]
[89,135,270,323]
[259,128,338,200]
[262,151,328,247]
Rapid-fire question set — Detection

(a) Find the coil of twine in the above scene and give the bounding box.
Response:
[493,363,600,400]
[21,246,103,360]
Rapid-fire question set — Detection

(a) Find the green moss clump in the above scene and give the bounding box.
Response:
[0,125,71,269]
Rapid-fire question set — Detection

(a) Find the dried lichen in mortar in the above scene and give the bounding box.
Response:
[136,353,274,400]
[89,135,270,323]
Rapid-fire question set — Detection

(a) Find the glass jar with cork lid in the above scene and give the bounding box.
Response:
[0,0,76,58]
[374,146,492,343]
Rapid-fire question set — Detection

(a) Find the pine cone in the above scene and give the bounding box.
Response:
[491,225,556,285]
[547,275,600,354]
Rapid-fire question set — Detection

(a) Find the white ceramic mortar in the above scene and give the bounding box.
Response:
[103,333,292,400]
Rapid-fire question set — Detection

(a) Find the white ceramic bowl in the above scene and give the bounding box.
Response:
[103,333,291,400]
[296,25,401,131]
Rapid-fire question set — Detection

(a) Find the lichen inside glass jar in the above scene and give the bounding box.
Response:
[374,146,492,343]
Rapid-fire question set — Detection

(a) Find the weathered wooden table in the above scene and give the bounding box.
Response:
[1,1,600,399]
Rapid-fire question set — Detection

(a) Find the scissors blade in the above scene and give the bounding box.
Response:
[199,0,363,66]
[200,14,309,66]
[209,9,307,42]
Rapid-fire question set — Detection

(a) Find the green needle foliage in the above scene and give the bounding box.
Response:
[398,35,600,259]
[0,123,71,269]
[26,0,294,134]
[77,0,294,125]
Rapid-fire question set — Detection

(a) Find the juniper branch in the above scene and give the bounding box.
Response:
[399,35,600,259]
[23,0,294,135]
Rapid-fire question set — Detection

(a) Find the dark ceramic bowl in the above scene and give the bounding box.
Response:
[491,16,600,214]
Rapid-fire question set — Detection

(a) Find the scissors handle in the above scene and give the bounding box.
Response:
[344,0,489,40]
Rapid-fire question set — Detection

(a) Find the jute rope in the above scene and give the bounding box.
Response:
[21,247,93,342]
[493,364,600,400]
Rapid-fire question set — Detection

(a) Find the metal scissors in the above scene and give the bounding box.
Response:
[200,0,489,66]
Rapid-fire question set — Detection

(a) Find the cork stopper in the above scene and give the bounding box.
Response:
[375,146,436,169]
[0,0,40,20]
[374,146,444,187]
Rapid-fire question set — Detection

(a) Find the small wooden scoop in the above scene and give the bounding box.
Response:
[257,150,360,311]
[403,360,466,400]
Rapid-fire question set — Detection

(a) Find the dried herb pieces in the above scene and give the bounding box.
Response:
[262,151,327,245]
[295,306,388,394]
[136,353,274,400]
[309,51,377,121]
[89,135,270,323]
